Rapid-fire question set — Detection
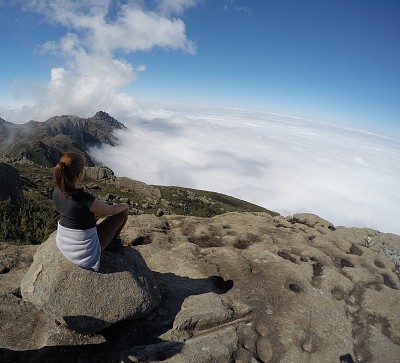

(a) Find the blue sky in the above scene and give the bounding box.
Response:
[0,0,399,138]
[133,0,400,135]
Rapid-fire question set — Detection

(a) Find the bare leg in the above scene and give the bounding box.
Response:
[97,209,128,250]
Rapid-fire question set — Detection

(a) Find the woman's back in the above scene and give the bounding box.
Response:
[53,188,96,230]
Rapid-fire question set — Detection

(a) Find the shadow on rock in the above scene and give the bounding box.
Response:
[98,246,151,274]
[101,272,234,351]
[0,345,111,363]
[63,315,112,336]
[0,342,184,363]
[5,270,232,362]
[15,236,233,361]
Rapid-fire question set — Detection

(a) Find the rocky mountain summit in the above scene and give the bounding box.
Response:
[0,111,399,362]
[1,211,399,362]
[0,111,126,166]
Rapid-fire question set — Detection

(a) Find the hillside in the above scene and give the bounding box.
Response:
[0,161,275,245]
[0,111,126,166]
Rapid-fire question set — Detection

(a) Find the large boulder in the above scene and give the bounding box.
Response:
[20,232,161,334]
[85,166,115,181]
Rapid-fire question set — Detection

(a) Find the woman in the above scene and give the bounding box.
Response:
[53,152,128,271]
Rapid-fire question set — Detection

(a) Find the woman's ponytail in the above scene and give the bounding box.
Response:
[54,152,85,195]
[54,161,65,192]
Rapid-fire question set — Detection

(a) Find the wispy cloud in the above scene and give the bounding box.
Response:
[221,0,253,16]
[89,103,400,235]
[156,0,203,16]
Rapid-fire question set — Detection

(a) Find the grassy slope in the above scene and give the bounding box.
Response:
[0,162,277,245]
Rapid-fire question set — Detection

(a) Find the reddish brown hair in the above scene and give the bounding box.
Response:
[54,152,85,194]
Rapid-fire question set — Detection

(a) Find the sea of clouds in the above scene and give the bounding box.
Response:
[89,103,400,235]
[2,1,400,235]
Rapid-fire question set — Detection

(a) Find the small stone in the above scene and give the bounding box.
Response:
[302,339,314,353]
[256,338,273,362]
[254,321,269,337]
[156,208,165,217]
[243,338,255,351]
[105,193,117,201]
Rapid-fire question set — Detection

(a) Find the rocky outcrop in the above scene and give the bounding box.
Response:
[1,212,400,362]
[113,177,162,203]
[110,212,400,362]
[0,162,22,203]
[41,111,125,148]
[85,166,115,181]
[20,232,161,334]
[85,166,162,204]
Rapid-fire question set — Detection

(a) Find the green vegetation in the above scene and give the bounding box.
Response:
[1,161,277,245]
[0,162,57,245]
[158,186,276,218]
[0,191,58,245]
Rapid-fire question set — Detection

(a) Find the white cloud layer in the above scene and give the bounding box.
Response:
[89,104,400,235]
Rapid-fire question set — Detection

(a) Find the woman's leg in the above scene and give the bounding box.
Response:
[97,209,128,250]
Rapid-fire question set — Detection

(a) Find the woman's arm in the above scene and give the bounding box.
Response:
[89,199,129,217]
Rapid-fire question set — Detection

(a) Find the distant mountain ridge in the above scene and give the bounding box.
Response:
[0,111,126,166]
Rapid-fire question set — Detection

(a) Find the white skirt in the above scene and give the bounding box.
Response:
[56,222,101,271]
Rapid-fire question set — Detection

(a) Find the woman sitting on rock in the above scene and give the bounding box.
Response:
[53,152,128,271]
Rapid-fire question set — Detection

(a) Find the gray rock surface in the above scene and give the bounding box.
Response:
[85,166,115,181]
[20,232,161,334]
[1,212,399,362]
[122,212,400,363]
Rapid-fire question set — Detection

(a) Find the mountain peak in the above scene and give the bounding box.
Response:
[92,111,125,129]
[0,117,16,127]
[0,111,126,166]
[94,110,110,119]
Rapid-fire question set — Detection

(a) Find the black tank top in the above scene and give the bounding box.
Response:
[53,188,96,229]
